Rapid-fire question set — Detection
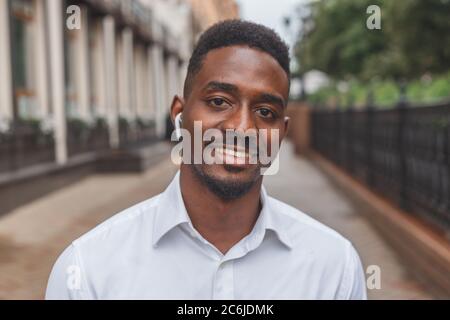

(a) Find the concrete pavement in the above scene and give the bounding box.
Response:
[0,142,432,299]
[265,143,432,299]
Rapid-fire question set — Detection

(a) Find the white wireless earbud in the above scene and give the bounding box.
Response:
[174,112,183,140]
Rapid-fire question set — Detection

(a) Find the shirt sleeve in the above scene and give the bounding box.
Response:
[45,243,92,300]
[343,243,368,300]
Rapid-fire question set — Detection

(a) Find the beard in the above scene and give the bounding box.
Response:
[191,163,260,201]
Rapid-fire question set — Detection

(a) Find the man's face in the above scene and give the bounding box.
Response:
[179,45,289,198]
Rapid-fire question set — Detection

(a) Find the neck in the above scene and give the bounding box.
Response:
[180,165,263,254]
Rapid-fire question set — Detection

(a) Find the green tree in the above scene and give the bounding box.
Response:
[295,0,387,81]
[296,0,450,82]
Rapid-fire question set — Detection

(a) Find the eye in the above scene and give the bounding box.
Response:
[208,98,228,108]
[256,107,275,119]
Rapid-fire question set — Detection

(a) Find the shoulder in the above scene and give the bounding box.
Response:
[268,197,367,299]
[73,193,161,247]
[269,196,351,248]
[56,192,163,273]
[267,196,357,267]
[46,193,163,299]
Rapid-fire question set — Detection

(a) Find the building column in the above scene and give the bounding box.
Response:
[134,44,147,120]
[124,28,135,120]
[47,0,67,164]
[0,0,14,125]
[146,45,155,121]
[179,60,188,98]
[103,16,119,148]
[93,19,106,118]
[150,44,166,138]
[133,45,140,120]
[116,29,125,118]
[164,55,170,113]
[168,54,181,97]
[76,5,91,121]
[35,0,50,119]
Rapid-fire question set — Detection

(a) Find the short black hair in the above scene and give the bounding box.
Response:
[183,19,291,98]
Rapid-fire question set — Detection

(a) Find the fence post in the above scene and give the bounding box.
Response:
[366,91,375,187]
[346,97,354,173]
[397,83,409,210]
[335,99,341,165]
[447,113,450,230]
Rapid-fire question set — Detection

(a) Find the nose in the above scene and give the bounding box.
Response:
[221,105,256,133]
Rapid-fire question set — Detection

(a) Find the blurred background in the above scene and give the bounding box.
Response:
[0,0,449,299]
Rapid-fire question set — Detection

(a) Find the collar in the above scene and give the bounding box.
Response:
[152,171,293,249]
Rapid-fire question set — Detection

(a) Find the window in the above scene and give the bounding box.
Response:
[88,13,99,116]
[10,0,37,119]
[64,27,79,118]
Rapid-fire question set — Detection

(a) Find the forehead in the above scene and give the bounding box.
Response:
[192,46,289,99]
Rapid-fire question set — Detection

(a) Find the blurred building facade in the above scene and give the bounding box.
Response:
[0,0,239,175]
[188,0,239,37]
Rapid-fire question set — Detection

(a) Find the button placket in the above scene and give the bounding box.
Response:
[213,261,234,300]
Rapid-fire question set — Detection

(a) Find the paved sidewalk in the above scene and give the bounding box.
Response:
[0,142,432,299]
[0,158,179,299]
[265,143,432,299]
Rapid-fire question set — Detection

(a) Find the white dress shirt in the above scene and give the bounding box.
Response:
[46,171,367,300]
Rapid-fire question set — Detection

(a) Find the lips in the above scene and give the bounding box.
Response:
[215,146,248,159]
[211,145,259,166]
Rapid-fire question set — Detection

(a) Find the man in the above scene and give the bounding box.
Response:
[46,20,367,300]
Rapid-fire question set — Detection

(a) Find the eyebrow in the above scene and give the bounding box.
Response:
[203,81,239,95]
[257,93,286,108]
[203,81,286,108]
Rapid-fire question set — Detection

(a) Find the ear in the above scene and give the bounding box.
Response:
[170,95,185,124]
[281,116,290,141]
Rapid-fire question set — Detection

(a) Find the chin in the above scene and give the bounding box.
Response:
[192,163,261,200]
[206,162,259,180]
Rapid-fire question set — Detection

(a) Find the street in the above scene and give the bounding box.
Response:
[0,142,432,299]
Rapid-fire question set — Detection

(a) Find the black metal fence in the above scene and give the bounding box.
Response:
[67,118,110,157]
[119,118,158,149]
[0,117,160,176]
[311,100,450,233]
[0,121,55,174]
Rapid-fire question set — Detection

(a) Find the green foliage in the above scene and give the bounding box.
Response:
[307,84,340,106]
[67,118,90,131]
[404,72,450,104]
[372,81,400,107]
[383,0,450,79]
[296,0,387,80]
[94,117,108,129]
[296,0,450,82]
[424,75,450,102]
[67,118,91,141]
[308,72,450,108]
[119,116,130,130]
[16,118,41,132]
